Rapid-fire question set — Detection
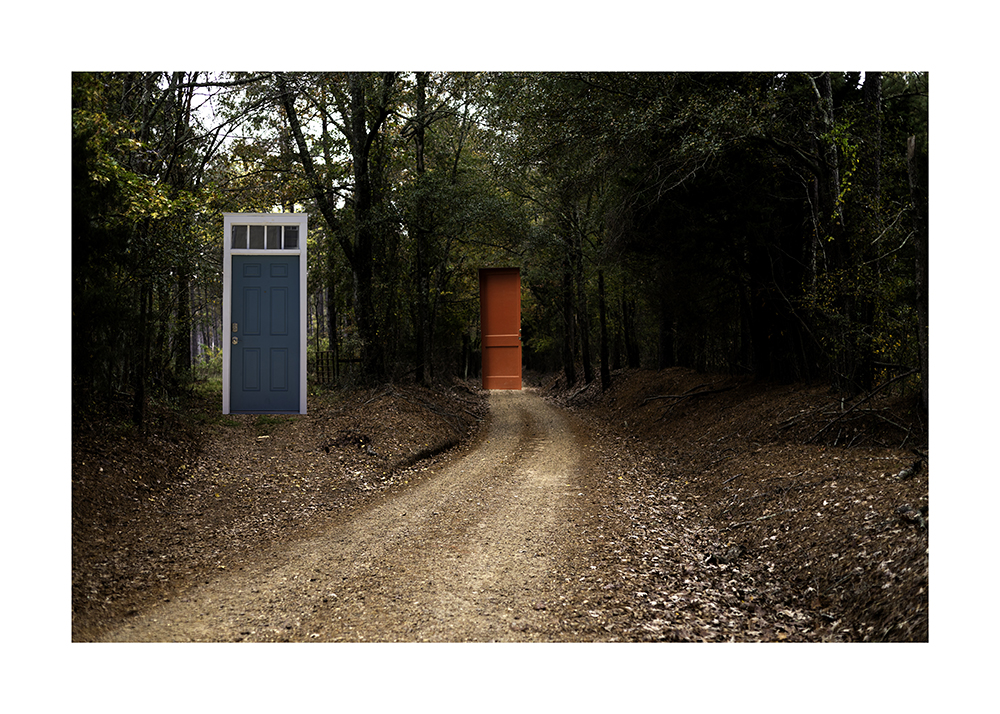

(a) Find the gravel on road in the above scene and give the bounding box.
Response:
[99,390,596,642]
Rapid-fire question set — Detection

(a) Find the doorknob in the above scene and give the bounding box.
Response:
[232,336,238,345]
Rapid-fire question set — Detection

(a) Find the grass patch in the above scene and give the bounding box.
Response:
[184,378,241,427]
[253,414,294,434]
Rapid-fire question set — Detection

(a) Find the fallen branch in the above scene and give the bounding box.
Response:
[363,385,394,405]
[568,381,596,401]
[391,389,464,434]
[643,383,735,405]
[775,402,831,430]
[806,369,918,444]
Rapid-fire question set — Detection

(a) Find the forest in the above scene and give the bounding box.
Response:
[71,71,928,424]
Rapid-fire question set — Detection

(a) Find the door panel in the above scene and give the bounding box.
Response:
[243,286,261,334]
[241,348,261,391]
[271,287,288,335]
[270,348,289,390]
[231,255,299,412]
[479,268,522,389]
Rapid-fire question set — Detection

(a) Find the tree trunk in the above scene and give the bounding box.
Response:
[598,270,611,391]
[814,72,844,246]
[572,227,593,384]
[747,243,774,380]
[132,280,151,428]
[154,280,169,390]
[327,240,339,381]
[657,283,674,370]
[277,73,348,381]
[347,73,381,380]
[863,72,883,199]
[852,71,884,393]
[278,72,396,382]
[810,72,856,391]
[908,135,929,411]
[413,72,432,385]
[622,294,640,369]
[313,289,325,344]
[561,257,577,385]
[175,260,192,381]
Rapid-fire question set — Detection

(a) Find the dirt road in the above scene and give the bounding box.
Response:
[79,368,931,644]
[99,390,595,642]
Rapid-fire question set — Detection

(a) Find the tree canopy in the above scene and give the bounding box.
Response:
[72,71,929,424]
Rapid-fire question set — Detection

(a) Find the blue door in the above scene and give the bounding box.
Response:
[231,255,300,413]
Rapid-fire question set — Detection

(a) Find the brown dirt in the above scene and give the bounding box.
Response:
[71,380,486,640]
[543,367,929,641]
[72,368,928,642]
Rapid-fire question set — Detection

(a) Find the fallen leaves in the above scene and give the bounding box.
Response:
[548,367,928,642]
[72,381,488,640]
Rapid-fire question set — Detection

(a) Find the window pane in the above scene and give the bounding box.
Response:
[249,225,265,249]
[232,225,247,249]
[283,225,299,248]
[266,225,282,249]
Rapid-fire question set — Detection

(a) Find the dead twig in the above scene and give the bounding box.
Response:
[711,447,738,465]
[391,389,464,434]
[806,369,918,444]
[643,383,735,405]
[568,381,596,401]
[650,384,739,423]
[363,385,394,405]
[775,401,832,430]
[847,426,871,448]
[726,508,797,530]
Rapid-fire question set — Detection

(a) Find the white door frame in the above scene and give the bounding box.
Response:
[222,212,308,414]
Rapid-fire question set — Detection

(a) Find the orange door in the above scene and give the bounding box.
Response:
[479,267,522,389]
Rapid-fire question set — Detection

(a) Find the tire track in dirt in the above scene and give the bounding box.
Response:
[99,390,590,642]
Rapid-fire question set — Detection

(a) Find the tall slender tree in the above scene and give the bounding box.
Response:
[278,72,399,380]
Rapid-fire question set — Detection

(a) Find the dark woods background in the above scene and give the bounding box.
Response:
[71,72,928,426]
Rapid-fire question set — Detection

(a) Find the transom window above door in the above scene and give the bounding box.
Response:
[231,224,300,250]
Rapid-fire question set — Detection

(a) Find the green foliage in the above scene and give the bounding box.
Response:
[824,117,860,222]
[73,72,231,422]
[254,414,293,433]
[195,345,224,379]
[73,71,929,419]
